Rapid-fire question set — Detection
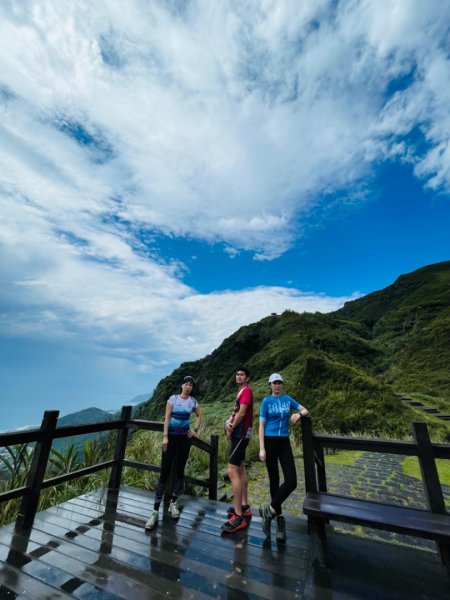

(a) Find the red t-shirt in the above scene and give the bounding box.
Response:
[229,386,253,439]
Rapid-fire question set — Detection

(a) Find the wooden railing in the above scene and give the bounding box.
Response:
[0,405,219,530]
[301,417,450,497]
[301,416,450,570]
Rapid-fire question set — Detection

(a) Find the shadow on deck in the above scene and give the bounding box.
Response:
[0,486,448,599]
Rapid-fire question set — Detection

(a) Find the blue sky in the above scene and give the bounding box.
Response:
[1,1,449,431]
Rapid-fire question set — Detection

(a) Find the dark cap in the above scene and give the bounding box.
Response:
[182,375,196,385]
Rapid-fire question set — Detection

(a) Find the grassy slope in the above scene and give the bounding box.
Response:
[135,261,450,441]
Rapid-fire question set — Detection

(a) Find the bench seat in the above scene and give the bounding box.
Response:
[303,492,450,542]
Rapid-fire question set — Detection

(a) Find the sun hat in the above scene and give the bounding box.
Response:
[268,373,284,383]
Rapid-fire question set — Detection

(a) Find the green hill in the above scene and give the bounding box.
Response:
[336,261,450,398]
[135,261,450,441]
[53,407,115,457]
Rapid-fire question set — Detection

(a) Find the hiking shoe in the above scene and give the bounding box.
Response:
[145,510,159,530]
[276,515,286,543]
[168,500,180,519]
[221,513,247,534]
[259,503,274,538]
[227,505,252,519]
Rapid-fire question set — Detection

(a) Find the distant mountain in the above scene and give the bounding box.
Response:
[57,407,114,427]
[52,393,151,458]
[53,407,115,457]
[135,261,450,441]
[128,393,151,406]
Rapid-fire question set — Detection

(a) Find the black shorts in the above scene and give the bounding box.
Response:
[228,437,249,467]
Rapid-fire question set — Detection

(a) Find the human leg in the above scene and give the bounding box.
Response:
[146,437,176,529]
[264,436,281,505]
[227,438,249,515]
[169,436,191,516]
[259,436,280,536]
[270,438,297,515]
[170,436,191,497]
[222,438,251,533]
[240,462,249,507]
[227,463,243,514]
[154,439,177,510]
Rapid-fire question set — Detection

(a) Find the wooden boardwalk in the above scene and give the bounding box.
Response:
[0,486,448,599]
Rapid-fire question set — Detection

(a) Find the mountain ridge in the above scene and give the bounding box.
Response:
[135,260,450,440]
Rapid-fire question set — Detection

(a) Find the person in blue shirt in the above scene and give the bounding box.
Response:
[258,372,309,542]
[145,375,201,531]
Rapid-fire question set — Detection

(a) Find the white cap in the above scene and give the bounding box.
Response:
[269,373,284,383]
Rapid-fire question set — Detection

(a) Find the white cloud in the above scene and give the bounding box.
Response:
[1,0,449,377]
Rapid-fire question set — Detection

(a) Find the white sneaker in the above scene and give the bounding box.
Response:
[168,500,180,519]
[145,510,159,530]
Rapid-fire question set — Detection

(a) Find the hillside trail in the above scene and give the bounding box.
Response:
[229,451,450,550]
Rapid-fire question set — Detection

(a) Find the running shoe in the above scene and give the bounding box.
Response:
[227,504,252,519]
[276,515,286,543]
[145,510,159,530]
[259,503,274,538]
[221,513,247,534]
[168,500,180,519]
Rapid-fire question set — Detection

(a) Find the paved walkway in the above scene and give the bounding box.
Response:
[244,451,450,550]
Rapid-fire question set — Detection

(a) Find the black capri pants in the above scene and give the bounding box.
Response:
[264,436,297,515]
[155,434,192,502]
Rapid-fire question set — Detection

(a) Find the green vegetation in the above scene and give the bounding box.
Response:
[401,456,450,487]
[325,450,364,466]
[1,260,449,526]
[0,439,112,526]
[137,260,450,442]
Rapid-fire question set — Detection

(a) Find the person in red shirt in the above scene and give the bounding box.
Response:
[221,367,254,534]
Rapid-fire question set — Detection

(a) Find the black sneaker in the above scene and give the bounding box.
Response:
[276,515,286,543]
[222,513,247,534]
[259,503,274,538]
[227,505,252,520]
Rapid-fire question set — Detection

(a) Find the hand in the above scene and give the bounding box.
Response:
[259,449,266,462]
[187,429,196,438]
[291,413,301,424]
[162,435,168,451]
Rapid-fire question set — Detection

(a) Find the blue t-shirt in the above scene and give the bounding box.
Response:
[167,395,198,435]
[259,394,302,437]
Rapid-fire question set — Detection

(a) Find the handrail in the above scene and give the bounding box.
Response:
[0,406,219,530]
[312,433,450,458]
[302,417,450,496]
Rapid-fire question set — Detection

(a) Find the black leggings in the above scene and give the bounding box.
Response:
[264,436,297,515]
[154,434,192,507]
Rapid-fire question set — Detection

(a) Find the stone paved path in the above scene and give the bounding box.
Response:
[243,451,450,550]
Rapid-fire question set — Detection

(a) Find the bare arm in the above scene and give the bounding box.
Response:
[188,406,202,438]
[226,404,247,438]
[162,402,173,450]
[291,405,309,424]
[259,419,266,461]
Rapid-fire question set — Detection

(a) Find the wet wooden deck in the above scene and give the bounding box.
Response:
[0,486,448,599]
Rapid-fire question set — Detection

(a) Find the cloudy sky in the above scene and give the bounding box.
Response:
[1,0,449,430]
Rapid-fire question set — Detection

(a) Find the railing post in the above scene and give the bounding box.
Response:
[108,406,132,490]
[301,416,318,493]
[413,421,450,568]
[315,445,327,492]
[15,410,59,530]
[208,434,219,500]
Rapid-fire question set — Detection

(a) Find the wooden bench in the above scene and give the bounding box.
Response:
[300,417,450,574]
